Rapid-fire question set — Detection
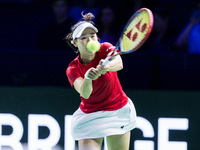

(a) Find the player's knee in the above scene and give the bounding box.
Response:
[78,138,103,150]
[106,132,130,150]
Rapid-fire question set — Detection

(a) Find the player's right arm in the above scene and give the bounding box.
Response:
[73,67,100,99]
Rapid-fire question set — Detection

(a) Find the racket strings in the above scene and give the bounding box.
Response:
[121,11,151,53]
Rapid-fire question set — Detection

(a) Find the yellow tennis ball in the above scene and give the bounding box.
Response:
[86,41,100,52]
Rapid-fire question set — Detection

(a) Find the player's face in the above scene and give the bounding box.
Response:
[75,28,98,54]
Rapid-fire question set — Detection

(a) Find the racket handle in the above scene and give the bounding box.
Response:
[102,56,111,66]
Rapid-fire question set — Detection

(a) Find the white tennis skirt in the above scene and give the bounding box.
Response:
[71,98,137,140]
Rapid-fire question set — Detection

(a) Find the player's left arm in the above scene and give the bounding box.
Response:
[97,51,123,75]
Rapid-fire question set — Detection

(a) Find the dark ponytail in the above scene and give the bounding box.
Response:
[81,12,95,23]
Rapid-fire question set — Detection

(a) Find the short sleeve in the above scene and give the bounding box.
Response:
[66,66,81,88]
[100,42,115,58]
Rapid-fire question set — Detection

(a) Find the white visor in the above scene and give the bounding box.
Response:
[72,22,98,40]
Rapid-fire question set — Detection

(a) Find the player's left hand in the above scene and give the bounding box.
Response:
[96,59,109,75]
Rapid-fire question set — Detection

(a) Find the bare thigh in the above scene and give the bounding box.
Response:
[78,137,104,150]
[106,131,131,150]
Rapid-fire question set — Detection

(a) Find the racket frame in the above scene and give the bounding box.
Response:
[102,8,154,66]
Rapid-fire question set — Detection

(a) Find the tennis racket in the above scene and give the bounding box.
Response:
[102,8,154,66]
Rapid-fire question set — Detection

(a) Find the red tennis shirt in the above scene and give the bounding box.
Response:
[66,42,128,113]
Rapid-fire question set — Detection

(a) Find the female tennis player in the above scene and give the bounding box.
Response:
[65,12,137,150]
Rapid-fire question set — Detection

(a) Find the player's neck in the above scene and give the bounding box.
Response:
[80,54,95,65]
